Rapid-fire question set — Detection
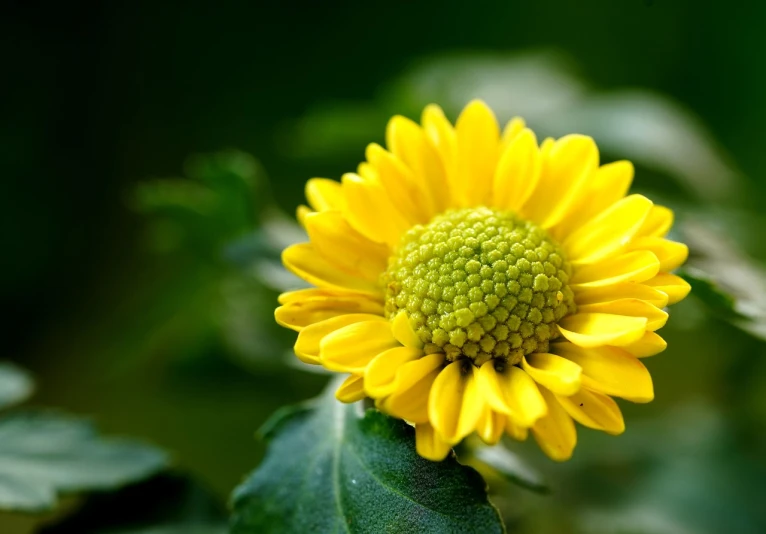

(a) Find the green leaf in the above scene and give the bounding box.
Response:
[230,383,505,534]
[0,412,168,513]
[39,473,227,534]
[678,268,743,322]
[0,362,34,410]
[470,444,549,494]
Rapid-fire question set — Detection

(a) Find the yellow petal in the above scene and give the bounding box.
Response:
[454,100,499,207]
[557,389,625,435]
[553,342,654,402]
[282,243,381,295]
[305,178,344,212]
[386,115,450,213]
[416,423,453,461]
[522,134,599,228]
[638,205,674,237]
[564,195,653,265]
[576,298,668,331]
[275,290,384,331]
[573,282,669,308]
[476,407,506,445]
[340,172,410,248]
[558,313,648,348]
[296,205,312,226]
[319,321,399,373]
[644,272,692,305]
[304,211,389,282]
[628,236,688,272]
[294,314,385,364]
[505,418,529,441]
[428,361,485,443]
[522,353,582,396]
[366,143,433,223]
[643,240,688,271]
[499,117,526,149]
[421,104,457,205]
[554,160,634,236]
[364,346,422,398]
[392,311,424,349]
[531,387,577,461]
[477,362,547,426]
[378,353,444,423]
[493,128,541,211]
[571,251,660,288]
[622,331,667,358]
[335,374,366,403]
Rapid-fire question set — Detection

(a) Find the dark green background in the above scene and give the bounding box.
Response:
[2,1,766,533]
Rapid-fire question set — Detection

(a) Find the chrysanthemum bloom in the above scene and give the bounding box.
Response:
[276,100,691,461]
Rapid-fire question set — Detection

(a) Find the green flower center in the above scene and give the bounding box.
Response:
[383,207,576,366]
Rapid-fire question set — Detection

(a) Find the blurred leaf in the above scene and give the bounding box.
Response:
[471,444,549,494]
[39,473,226,534]
[680,217,766,340]
[230,381,504,534]
[0,412,168,513]
[286,51,743,203]
[0,362,33,411]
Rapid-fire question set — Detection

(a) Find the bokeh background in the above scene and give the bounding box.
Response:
[3,1,766,532]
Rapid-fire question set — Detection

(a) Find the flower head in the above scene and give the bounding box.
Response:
[276,100,691,461]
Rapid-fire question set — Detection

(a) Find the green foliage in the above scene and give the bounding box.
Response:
[230,381,505,534]
[0,412,168,513]
[39,474,226,534]
[470,444,548,495]
[0,362,33,410]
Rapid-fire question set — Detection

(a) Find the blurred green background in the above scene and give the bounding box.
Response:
[3,1,766,532]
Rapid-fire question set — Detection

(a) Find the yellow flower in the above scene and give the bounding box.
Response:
[276,100,691,461]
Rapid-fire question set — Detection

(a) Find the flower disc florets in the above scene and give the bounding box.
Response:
[383,207,576,366]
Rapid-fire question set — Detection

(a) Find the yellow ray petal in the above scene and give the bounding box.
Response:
[573,282,669,308]
[296,205,312,226]
[340,172,411,248]
[622,331,667,358]
[522,353,582,396]
[275,290,384,331]
[304,211,389,282]
[364,346,422,398]
[553,342,654,402]
[365,143,434,223]
[454,100,500,207]
[294,314,386,364]
[477,362,547,426]
[493,128,541,212]
[628,236,689,272]
[644,272,692,305]
[576,298,668,331]
[386,115,450,213]
[554,160,634,236]
[335,374,366,403]
[499,116,526,150]
[282,243,381,295]
[638,205,674,237]
[415,422,453,461]
[564,195,653,265]
[531,387,576,461]
[557,389,625,435]
[319,320,399,373]
[378,353,445,423]
[505,418,529,441]
[522,134,599,228]
[305,178,344,212]
[558,313,648,348]
[421,104,457,206]
[571,251,660,288]
[428,361,485,443]
[477,407,506,445]
[392,311,424,349]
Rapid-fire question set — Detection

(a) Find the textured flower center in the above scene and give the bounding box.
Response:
[383,207,576,366]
